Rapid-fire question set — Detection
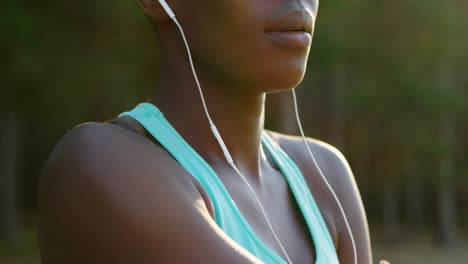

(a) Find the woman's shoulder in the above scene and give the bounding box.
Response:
[264,130,351,178]
[44,116,173,167]
[39,121,186,213]
[264,130,357,203]
[40,121,198,198]
[41,121,159,180]
[264,130,372,262]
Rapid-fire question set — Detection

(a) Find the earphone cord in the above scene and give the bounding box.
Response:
[292,89,357,264]
[173,18,212,125]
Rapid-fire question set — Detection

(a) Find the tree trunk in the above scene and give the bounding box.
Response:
[383,183,399,245]
[404,170,424,232]
[435,59,457,247]
[329,62,346,150]
[0,113,20,242]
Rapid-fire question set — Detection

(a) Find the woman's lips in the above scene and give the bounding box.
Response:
[265,10,314,48]
[265,30,312,48]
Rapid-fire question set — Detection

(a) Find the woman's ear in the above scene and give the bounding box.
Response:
[137,0,171,22]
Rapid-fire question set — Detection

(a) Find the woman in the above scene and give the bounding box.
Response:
[39,0,372,263]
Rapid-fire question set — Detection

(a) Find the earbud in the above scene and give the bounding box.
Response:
[157,0,176,20]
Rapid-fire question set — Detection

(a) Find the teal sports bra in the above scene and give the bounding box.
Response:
[118,102,339,264]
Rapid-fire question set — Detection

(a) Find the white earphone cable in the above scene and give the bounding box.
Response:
[292,89,357,264]
[172,18,213,127]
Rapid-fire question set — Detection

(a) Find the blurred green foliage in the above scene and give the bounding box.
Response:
[0,228,38,258]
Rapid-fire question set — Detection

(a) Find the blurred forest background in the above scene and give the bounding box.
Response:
[1,0,467,263]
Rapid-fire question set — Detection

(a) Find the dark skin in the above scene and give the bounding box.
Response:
[39,0,372,263]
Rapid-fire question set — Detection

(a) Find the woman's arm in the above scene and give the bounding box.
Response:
[38,123,262,264]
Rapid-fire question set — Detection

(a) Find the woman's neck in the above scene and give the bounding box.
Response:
[150,45,269,178]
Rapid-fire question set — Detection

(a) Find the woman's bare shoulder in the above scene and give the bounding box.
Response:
[40,122,177,195]
[265,130,372,264]
[264,128,359,184]
[265,130,350,178]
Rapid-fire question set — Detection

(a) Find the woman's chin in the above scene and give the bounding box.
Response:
[259,68,307,93]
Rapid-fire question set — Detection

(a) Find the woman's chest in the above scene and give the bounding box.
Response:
[212,166,317,263]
